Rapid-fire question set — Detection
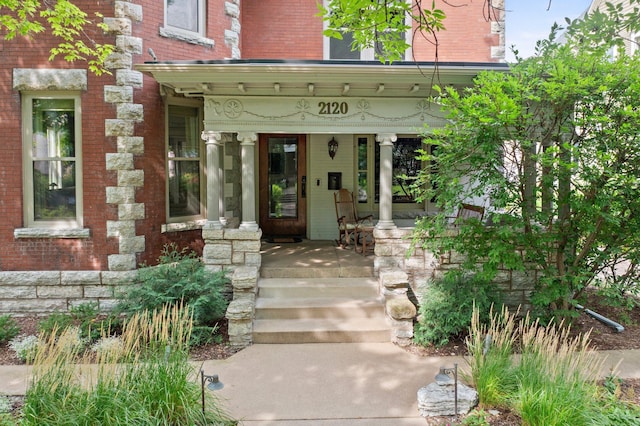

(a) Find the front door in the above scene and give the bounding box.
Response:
[259,134,307,237]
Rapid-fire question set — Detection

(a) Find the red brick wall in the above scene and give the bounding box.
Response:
[241,0,324,59]
[411,0,500,62]
[241,0,500,62]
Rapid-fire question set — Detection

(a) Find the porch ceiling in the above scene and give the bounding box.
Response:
[135,60,509,98]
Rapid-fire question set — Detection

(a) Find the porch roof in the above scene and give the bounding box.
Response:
[135,59,509,98]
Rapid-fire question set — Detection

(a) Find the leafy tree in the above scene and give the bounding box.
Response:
[319,0,501,62]
[412,2,640,319]
[0,0,113,74]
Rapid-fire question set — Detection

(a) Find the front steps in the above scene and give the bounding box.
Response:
[253,277,391,344]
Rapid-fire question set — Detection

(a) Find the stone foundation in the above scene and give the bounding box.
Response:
[202,227,262,347]
[374,228,535,312]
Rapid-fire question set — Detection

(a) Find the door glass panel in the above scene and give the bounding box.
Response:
[268,137,298,218]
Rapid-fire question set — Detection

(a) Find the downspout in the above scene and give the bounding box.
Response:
[575,304,625,333]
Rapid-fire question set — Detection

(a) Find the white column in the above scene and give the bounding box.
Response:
[237,132,259,231]
[376,133,397,230]
[202,131,224,229]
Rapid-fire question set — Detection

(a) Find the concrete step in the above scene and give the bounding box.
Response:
[260,265,375,279]
[255,297,386,320]
[257,277,379,298]
[252,318,391,344]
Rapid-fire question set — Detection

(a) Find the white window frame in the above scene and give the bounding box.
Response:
[164,0,205,35]
[165,100,206,227]
[21,92,84,230]
[322,0,412,60]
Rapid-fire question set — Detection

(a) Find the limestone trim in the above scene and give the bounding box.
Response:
[105,2,144,271]
[12,69,88,91]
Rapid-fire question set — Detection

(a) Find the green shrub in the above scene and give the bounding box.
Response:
[413,271,503,347]
[21,306,236,425]
[0,315,20,344]
[8,335,39,363]
[37,302,113,343]
[116,244,230,335]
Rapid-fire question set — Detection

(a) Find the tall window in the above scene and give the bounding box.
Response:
[165,0,205,35]
[167,105,203,221]
[357,135,423,207]
[23,95,82,228]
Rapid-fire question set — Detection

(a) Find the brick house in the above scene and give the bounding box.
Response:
[1,1,508,338]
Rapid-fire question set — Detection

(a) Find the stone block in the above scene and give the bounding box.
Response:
[104,85,133,104]
[117,136,144,154]
[232,267,258,290]
[107,220,135,238]
[116,35,143,54]
[232,240,261,252]
[224,1,240,18]
[116,185,138,208]
[115,1,143,21]
[0,299,67,313]
[103,17,132,35]
[386,298,416,320]
[99,299,118,311]
[244,253,262,267]
[226,299,254,320]
[380,269,408,289]
[117,103,143,121]
[202,228,225,241]
[0,286,36,298]
[105,119,134,137]
[106,153,134,171]
[84,285,114,298]
[224,229,262,240]
[512,270,535,290]
[61,271,101,286]
[116,69,143,88]
[108,254,137,271]
[203,242,232,261]
[374,243,393,256]
[38,286,83,298]
[418,382,478,417]
[117,170,144,187]
[101,270,137,285]
[13,68,87,91]
[0,271,60,286]
[119,235,146,253]
[118,203,144,221]
[231,252,245,264]
[374,257,400,271]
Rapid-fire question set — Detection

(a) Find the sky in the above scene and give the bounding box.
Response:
[504,0,593,61]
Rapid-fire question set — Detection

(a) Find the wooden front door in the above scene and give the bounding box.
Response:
[259,134,307,237]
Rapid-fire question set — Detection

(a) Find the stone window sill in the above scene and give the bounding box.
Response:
[14,228,91,239]
[162,219,207,233]
[159,27,214,48]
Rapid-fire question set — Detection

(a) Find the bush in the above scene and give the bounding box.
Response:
[37,302,115,343]
[116,244,230,341]
[413,271,503,347]
[9,335,39,363]
[21,306,236,425]
[0,315,20,344]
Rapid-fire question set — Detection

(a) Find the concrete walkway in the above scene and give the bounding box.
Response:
[3,343,639,425]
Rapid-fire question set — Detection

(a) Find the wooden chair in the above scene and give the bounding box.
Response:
[457,203,485,222]
[334,188,373,247]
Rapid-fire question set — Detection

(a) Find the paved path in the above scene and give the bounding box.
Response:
[2,343,640,425]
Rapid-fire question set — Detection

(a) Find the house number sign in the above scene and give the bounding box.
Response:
[318,101,349,115]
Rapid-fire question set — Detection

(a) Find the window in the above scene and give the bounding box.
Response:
[356,135,423,207]
[165,0,205,35]
[167,104,204,221]
[324,1,410,60]
[23,94,82,229]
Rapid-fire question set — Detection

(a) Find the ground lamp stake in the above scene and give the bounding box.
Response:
[201,370,224,414]
[435,363,458,416]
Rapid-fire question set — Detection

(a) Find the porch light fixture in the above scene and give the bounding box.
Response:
[328,137,339,159]
[201,370,224,414]
[435,363,458,415]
